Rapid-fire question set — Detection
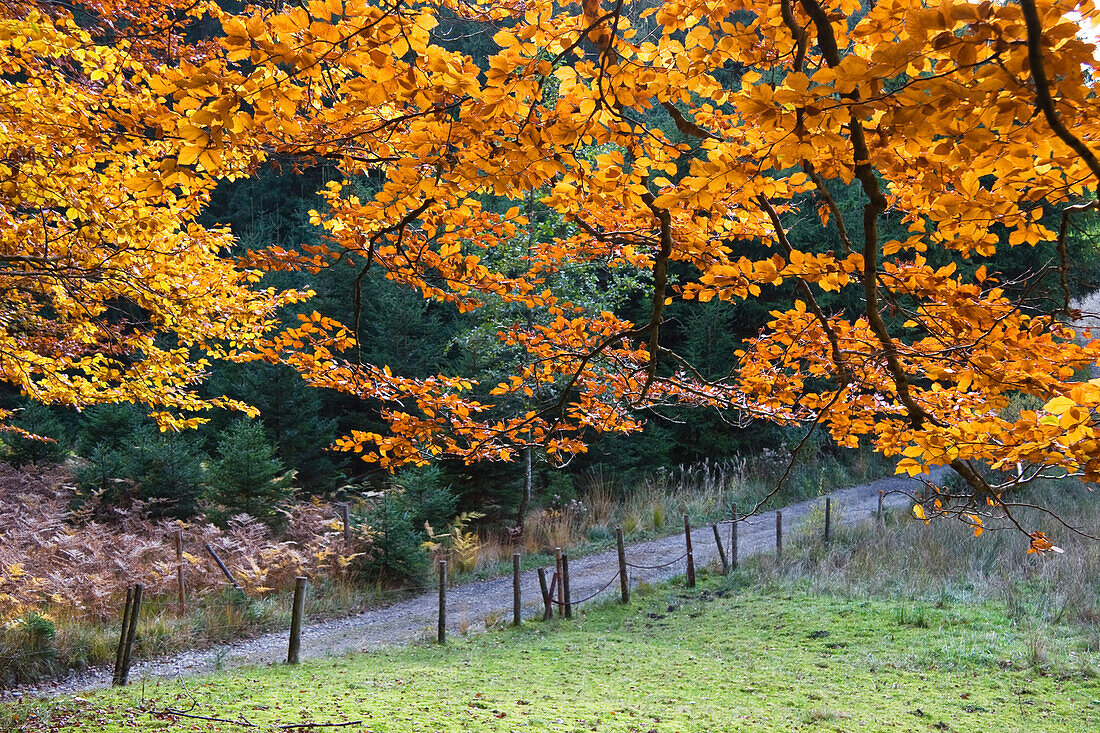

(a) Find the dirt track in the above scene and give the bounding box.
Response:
[7,468,944,699]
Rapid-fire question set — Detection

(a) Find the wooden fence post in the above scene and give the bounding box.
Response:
[684,514,695,588]
[730,503,738,571]
[824,497,832,543]
[437,560,447,644]
[553,548,564,612]
[174,530,186,611]
[537,567,552,620]
[776,511,783,560]
[877,491,885,528]
[712,524,729,575]
[561,552,572,619]
[204,542,242,591]
[118,583,142,685]
[112,586,134,686]
[616,528,629,604]
[512,553,521,626]
[287,576,307,664]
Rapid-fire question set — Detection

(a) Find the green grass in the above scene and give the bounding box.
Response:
[6,572,1098,732]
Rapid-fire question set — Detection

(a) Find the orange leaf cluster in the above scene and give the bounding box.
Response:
[5,0,1100,548]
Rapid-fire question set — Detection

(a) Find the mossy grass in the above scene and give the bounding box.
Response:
[6,570,1097,732]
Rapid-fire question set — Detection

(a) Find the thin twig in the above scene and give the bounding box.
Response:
[153,707,363,729]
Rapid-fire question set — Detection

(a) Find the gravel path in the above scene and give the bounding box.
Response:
[5,468,944,700]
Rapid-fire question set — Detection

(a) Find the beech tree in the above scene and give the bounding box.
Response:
[4,0,1100,549]
[0,0,312,431]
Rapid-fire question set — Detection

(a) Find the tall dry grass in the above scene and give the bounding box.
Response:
[696,475,1100,678]
[471,451,876,573]
[737,476,1100,645]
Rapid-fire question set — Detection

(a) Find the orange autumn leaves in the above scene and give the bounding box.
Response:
[4,0,1100,549]
[0,5,311,428]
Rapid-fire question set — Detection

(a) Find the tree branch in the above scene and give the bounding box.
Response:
[800,0,937,432]
[802,161,854,255]
[1020,0,1100,188]
[639,182,673,398]
[756,194,848,380]
[780,0,808,72]
[1056,201,1099,312]
[352,198,436,364]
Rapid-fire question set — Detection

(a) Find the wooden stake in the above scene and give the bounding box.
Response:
[512,553,521,626]
[547,572,558,613]
[118,583,142,685]
[537,567,552,620]
[554,547,564,612]
[730,503,738,571]
[877,491,885,528]
[437,560,447,644]
[288,576,307,664]
[112,586,134,686]
[174,530,186,611]
[684,515,695,588]
[712,524,729,575]
[824,497,832,543]
[561,552,572,619]
[204,542,242,591]
[616,527,629,604]
[776,511,783,560]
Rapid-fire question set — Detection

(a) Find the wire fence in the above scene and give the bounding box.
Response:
[2,493,862,694]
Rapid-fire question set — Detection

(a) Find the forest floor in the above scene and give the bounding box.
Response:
[6,468,945,700]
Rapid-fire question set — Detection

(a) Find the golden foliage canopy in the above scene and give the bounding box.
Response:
[5,0,1100,546]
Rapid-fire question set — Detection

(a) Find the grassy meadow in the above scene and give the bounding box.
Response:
[5,481,1099,733]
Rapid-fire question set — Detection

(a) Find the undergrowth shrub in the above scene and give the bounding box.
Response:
[0,463,366,628]
[0,612,58,686]
[353,465,457,585]
[0,460,375,685]
[423,511,485,572]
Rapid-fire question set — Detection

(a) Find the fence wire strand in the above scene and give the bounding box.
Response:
[626,551,688,570]
[550,569,620,606]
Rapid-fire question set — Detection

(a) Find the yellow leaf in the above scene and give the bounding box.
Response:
[1042,396,1077,415]
[178,145,203,167]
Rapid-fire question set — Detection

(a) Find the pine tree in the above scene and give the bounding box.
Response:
[125,427,206,518]
[1,403,69,467]
[205,419,295,529]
